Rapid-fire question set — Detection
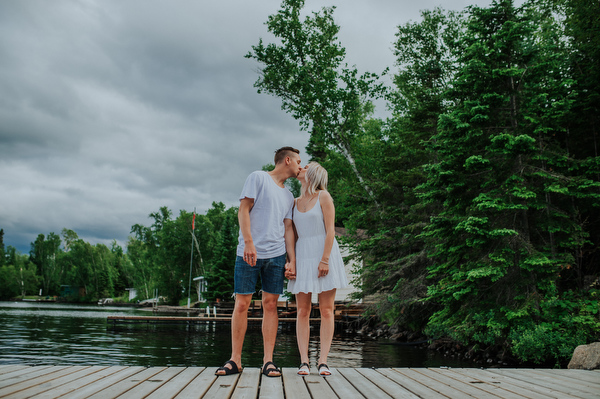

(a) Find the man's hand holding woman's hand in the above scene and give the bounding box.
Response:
[284,261,296,280]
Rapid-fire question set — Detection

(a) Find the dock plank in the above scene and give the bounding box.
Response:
[144,367,204,399]
[488,369,598,399]
[1,366,599,399]
[0,365,31,377]
[200,372,239,399]
[303,373,337,399]
[0,366,52,383]
[258,373,284,399]
[117,366,185,399]
[0,366,102,399]
[435,368,530,399]
[416,368,504,398]
[54,366,147,399]
[536,368,600,385]
[452,368,581,399]
[84,366,166,399]
[378,368,450,398]
[522,369,600,390]
[322,367,366,398]
[0,366,85,398]
[280,368,310,399]
[231,368,261,399]
[0,365,68,386]
[337,367,393,398]
[29,366,128,399]
[174,368,222,399]
[356,368,421,399]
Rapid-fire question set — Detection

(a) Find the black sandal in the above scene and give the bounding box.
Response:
[318,363,331,376]
[215,360,241,376]
[297,362,310,375]
[261,361,282,377]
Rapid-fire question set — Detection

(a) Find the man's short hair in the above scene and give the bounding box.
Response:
[274,146,300,165]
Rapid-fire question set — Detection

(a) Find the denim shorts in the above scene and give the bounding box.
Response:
[234,254,286,295]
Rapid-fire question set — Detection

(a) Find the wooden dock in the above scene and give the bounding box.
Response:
[106,315,321,327]
[1,365,598,398]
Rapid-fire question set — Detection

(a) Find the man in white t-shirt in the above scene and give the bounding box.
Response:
[216,146,301,378]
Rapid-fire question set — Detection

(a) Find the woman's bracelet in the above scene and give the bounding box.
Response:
[319,260,329,265]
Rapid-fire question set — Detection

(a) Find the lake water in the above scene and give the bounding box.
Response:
[0,301,479,368]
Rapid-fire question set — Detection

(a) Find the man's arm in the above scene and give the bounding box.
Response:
[238,197,256,266]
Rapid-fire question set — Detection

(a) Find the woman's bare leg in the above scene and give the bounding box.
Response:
[317,289,336,367]
[295,292,312,365]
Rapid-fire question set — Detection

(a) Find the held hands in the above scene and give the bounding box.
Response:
[284,261,296,280]
[318,260,329,278]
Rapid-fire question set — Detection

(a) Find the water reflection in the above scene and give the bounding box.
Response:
[0,301,478,368]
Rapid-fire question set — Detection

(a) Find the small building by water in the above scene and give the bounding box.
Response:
[59,285,85,299]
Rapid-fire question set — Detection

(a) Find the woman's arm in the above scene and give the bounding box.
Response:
[319,191,335,278]
[284,218,296,280]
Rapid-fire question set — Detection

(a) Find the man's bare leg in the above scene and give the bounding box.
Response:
[216,294,252,375]
[261,291,281,376]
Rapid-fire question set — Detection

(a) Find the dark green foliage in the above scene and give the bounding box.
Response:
[202,205,238,301]
[126,202,239,304]
[0,246,38,300]
[29,232,62,296]
[418,0,600,363]
[2,201,240,304]
[248,0,600,365]
[0,229,5,267]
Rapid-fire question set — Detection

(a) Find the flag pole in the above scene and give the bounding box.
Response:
[187,207,196,308]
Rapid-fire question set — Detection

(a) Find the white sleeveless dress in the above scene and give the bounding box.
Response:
[287,192,348,294]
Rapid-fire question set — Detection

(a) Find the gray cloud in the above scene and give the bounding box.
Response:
[0,0,521,253]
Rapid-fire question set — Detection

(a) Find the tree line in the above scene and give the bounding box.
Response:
[244,0,599,365]
[0,202,240,304]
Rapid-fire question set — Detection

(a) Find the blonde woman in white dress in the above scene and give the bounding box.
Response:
[285,162,348,376]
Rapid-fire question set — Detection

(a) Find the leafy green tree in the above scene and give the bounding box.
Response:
[0,246,38,299]
[0,265,19,299]
[246,0,386,207]
[128,206,215,305]
[125,234,154,300]
[203,206,238,301]
[60,229,118,300]
[0,229,5,267]
[420,0,600,363]
[562,0,600,290]
[13,249,39,298]
[347,7,465,330]
[139,207,190,305]
[29,232,62,296]
[110,240,132,296]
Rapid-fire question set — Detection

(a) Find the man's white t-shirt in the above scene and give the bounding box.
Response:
[236,171,294,259]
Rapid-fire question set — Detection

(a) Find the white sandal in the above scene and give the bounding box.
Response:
[318,363,331,376]
[297,362,310,375]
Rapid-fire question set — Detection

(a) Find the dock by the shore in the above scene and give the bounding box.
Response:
[0,364,598,398]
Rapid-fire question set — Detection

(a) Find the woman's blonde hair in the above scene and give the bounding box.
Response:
[304,162,328,195]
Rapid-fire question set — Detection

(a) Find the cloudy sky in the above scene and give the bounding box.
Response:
[0,0,523,253]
